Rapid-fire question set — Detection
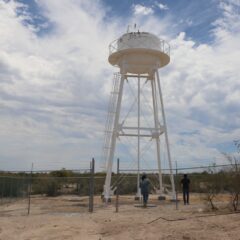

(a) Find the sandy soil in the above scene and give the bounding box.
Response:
[0,194,239,240]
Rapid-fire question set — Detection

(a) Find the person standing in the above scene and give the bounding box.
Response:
[181,174,190,205]
[140,173,150,207]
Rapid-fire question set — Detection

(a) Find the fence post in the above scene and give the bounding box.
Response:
[27,163,33,215]
[89,158,95,213]
[78,178,81,196]
[175,161,178,210]
[21,176,25,199]
[115,158,120,213]
[1,177,5,205]
[9,177,13,203]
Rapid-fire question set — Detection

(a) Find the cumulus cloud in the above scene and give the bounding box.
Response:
[162,1,240,166]
[132,4,154,15]
[0,0,125,170]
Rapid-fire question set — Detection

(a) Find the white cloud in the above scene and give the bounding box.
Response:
[0,0,126,170]
[132,4,154,15]
[162,1,240,166]
[156,2,169,10]
[211,0,240,41]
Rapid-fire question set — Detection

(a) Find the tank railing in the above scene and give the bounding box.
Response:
[109,37,170,56]
[109,39,118,55]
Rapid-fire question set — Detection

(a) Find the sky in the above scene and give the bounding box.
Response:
[0,0,239,171]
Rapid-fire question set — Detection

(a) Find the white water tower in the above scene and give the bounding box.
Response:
[102,29,175,201]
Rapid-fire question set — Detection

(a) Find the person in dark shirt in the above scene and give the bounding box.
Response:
[140,173,150,207]
[181,174,190,205]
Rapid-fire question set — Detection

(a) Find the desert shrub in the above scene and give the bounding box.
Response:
[0,176,28,197]
[32,177,60,196]
[45,179,60,196]
[224,151,240,211]
[202,167,224,211]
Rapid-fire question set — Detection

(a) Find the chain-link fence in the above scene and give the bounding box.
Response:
[0,175,29,215]
[0,161,240,216]
[0,158,97,216]
[113,162,240,212]
[175,164,240,211]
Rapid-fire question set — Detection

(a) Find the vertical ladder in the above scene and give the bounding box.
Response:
[101,73,121,170]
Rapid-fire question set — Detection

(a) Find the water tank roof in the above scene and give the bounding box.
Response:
[108,31,170,73]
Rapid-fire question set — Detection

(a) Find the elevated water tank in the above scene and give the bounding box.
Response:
[108,32,170,75]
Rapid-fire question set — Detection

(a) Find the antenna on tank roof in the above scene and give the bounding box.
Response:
[126,24,139,33]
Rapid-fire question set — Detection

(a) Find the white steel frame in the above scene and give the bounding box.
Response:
[103,67,176,201]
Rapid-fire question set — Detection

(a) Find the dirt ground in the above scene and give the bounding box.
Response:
[0,194,239,240]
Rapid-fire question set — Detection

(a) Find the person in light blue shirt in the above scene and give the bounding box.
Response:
[140,173,150,207]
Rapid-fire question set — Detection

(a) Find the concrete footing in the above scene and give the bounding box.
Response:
[158,195,166,200]
[134,204,157,208]
[102,198,111,203]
